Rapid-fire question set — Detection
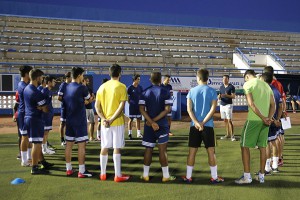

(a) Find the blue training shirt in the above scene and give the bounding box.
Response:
[187,84,218,127]
[17,81,28,113]
[63,82,90,126]
[37,85,44,92]
[127,84,143,105]
[58,82,68,109]
[270,85,282,119]
[139,85,172,126]
[41,87,53,113]
[24,84,47,118]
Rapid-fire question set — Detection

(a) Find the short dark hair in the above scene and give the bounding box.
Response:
[109,64,121,78]
[84,76,89,81]
[150,72,161,84]
[71,67,84,79]
[243,69,256,78]
[29,69,44,81]
[64,72,71,78]
[223,75,229,79]
[197,68,209,82]
[45,76,56,84]
[133,74,140,81]
[164,75,171,78]
[264,66,274,75]
[102,78,109,84]
[41,76,47,84]
[261,72,273,84]
[19,65,33,77]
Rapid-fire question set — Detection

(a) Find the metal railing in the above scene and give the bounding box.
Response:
[235,47,251,66]
[235,47,286,69]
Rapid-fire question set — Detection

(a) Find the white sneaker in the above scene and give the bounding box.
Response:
[42,148,55,155]
[21,161,32,167]
[231,137,236,141]
[255,174,265,183]
[235,176,252,184]
[137,134,143,138]
[220,135,229,140]
[61,141,66,147]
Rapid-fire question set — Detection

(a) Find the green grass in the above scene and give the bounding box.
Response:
[0,126,300,200]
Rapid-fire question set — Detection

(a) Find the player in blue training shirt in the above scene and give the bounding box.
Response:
[37,76,46,91]
[17,65,33,167]
[127,74,143,139]
[183,69,224,184]
[260,72,282,175]
[139,72,176,182]
[63,67,92,178]
[161,75,174,136]
[24,69,53,175]
[57,72,72,147]
[41,76,56,155]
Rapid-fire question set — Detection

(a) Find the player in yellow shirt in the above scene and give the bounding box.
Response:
[95,64,130,182]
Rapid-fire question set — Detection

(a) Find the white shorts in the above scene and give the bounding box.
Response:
[220,104,233,119]
[86,109,95,123]
[101,125,125,149]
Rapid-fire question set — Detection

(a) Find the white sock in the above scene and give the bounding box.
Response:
[128,130,132,135]
[97,130,100,135]
[66,163,72,170]
[143,165,150,177]
[210,165,218,180]
[244,172,251,180]
[27,148,32,160]
[259,172,264,179]
[21,151,28,163]
[79,164,85,174]
[100,155,108,175]
[113,154,121,177]
[42,143,47,151]
[137,130,141,135]
[265,158,271,171]
[162,166,170,179]
[272,157,279,169]
[186,165,193,179]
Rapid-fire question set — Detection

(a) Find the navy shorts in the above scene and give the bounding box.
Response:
[278,126,285,135]
[142,124,169,148]
[25,117,45,143]
[129,104,141,119]
[188,126,216,148]
[268,124,279,142]
[60,106,66,122]
[43,112,53,131]
[65,122,88,143]
[17,112,27,136]
[16,115,21,137]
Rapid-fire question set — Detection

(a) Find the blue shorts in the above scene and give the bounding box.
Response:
[17,112,27,136]
[60,107,66,122]
[278,125,285,135]
[24,117,45,143]
[129,104,141,118]
[291,96,300,101]
[65,122,88,143]
[268,124,279,142]
[142,124,169,148]
[43,112,53,131]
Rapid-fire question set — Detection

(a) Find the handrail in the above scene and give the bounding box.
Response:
[235,47,251,66]
[236,47,286,69]
[267,49,286,69]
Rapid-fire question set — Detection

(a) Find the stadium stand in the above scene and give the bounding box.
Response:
[0,15,300,75]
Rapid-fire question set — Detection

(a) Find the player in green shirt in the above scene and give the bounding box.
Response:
[235,70,275,184]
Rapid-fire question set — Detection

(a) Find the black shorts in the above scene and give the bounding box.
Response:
[188,126,215,148]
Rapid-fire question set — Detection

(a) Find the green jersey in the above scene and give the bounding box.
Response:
[243,78,273,121]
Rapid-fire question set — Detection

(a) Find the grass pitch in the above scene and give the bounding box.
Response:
[0,126,300,200]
